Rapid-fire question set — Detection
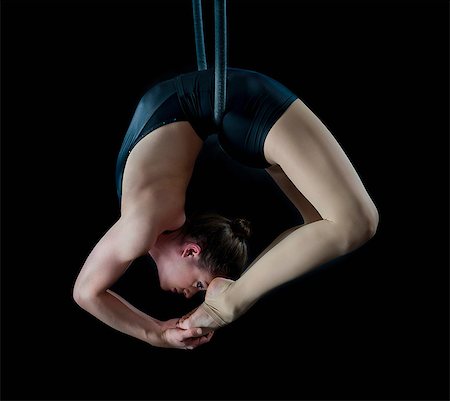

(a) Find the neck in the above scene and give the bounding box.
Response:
[148,229,183,262]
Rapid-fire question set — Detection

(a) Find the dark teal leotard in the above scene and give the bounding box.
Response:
[115,68,298,200]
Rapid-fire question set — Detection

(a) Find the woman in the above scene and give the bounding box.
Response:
[73,67,379,350]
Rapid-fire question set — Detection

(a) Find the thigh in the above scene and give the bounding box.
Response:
[263,99,377,222]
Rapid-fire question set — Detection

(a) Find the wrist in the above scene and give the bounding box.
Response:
[144,321,164,347]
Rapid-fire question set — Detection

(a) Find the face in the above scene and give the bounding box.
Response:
[156,243,215,299]
[161,263,214,299]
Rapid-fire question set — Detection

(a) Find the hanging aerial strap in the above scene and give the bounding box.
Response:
[213,0,227,126]
[192,0,207,71]
[191,0,227,126]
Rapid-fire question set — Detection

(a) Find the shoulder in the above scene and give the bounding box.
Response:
[120,188,186,245]
[97,215,159,262]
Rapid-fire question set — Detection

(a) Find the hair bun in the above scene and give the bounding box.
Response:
[230,218,252,240]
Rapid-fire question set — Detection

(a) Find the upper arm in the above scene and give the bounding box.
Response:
[73,216,158,299]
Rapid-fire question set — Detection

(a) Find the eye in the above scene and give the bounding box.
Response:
[196,282,204,290]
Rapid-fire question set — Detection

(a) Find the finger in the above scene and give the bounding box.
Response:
[179,327,204,340]
[176,308,198,328]
[183,307,198,319]
[183,332,214,348]
[176,315,194,330]
[177,307,213,329]
[196,332,214,346]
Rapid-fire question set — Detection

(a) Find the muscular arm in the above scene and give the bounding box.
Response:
[106,289,161,325]
[73,215,165,345]
[74,195,207,349]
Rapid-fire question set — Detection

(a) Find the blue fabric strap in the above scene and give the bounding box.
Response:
[192,0,208,71]
[214,0,227,127]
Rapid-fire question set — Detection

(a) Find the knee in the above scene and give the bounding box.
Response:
[338,203,379,252]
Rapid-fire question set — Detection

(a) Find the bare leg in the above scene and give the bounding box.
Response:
[177,98,379,328]
[227,98,379,316]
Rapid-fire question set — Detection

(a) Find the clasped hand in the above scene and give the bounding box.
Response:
[158,318,213,350]
[178,276,236,336]
[161,277,237,349]
[158,277,236,349]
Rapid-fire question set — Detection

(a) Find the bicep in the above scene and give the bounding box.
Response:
[74,217,157,297]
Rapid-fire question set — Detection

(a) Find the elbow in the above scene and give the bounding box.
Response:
[73,281,99,310]
[72,283,88,309]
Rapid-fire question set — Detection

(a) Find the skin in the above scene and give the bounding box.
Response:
[73,121,214,350]
[74,97,379,349]
[149,229,214,299]
[178,98,379,331]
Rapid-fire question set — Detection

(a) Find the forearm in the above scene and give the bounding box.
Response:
[76,290,162,346]
[230,219,350,315]
[107,290,161,325]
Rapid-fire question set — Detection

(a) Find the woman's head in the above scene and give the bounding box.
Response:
[180,212,252,280]
[149,212,251,298]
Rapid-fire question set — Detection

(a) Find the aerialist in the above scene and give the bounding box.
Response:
[73,0,378,350]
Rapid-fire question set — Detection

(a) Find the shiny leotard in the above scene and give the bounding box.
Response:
[115,67,298,200]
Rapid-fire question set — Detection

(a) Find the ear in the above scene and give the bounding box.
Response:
[181,242,202,258]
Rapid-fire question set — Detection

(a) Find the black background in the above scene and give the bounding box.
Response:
[2,1,449,400]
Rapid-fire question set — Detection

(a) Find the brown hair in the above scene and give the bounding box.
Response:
[180,212,252,280]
